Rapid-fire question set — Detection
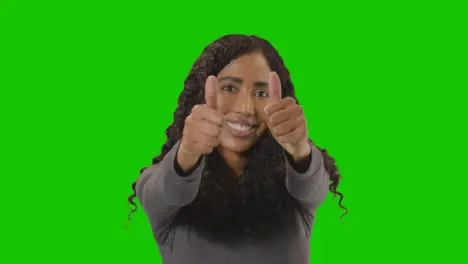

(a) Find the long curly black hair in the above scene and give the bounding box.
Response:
[126,34,347,246]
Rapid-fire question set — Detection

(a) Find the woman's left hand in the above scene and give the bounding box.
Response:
[264,72,311,160]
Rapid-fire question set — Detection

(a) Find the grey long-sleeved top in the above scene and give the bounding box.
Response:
[136,140,330,264]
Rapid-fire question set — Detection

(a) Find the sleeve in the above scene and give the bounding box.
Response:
[135,140,206,240]
[284,140,330,211]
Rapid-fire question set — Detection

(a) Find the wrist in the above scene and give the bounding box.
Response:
[291,141,311,162]
[177,142,201,173]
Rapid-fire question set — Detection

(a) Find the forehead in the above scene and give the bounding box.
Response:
[217,52,271,79]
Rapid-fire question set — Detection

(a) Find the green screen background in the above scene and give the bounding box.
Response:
[1,0,466,263]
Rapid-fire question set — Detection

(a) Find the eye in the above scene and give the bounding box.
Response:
[255,90,269,97]
[222,85,236,92]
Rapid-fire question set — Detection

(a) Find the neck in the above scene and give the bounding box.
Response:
[217,147,246,177]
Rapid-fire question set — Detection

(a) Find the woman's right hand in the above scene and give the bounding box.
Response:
[177,76,223,171]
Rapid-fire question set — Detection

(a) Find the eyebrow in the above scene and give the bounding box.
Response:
[218,76,268,87]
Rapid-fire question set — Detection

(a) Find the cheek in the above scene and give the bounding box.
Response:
[217,97,231,114]
[255,105,269,132]
[255,103,268,122]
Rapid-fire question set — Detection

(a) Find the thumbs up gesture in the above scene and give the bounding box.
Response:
[264,72,311,160]
[179,76,224,160]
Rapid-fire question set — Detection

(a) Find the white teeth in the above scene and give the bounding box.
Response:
[227,121,252,132]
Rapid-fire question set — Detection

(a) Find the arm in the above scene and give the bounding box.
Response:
[135,140,205,240]
[284,140,330,211]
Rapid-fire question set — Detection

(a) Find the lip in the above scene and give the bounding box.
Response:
[225,121,257,138]
[225,116,258,126]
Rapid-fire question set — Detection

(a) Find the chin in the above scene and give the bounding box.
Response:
[218,126,268,154]
[219,138,255,154]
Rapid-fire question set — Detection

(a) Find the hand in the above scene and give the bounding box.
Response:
[264,72,311,160]
[178,76,223,163]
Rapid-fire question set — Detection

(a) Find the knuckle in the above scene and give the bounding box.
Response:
[190,106,196,114]
[269,114,277,123]
[183,125,190,135]
[185,118,193,129]
[192,104,202,114]
[185,115,193,123]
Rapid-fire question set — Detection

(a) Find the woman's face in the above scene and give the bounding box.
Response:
[215,51,274,154]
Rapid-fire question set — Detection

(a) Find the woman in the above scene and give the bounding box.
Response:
[127,34,347,264]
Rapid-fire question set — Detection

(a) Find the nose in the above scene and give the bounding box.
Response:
[233,91,255,115]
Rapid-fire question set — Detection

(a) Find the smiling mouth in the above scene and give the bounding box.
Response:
[226,121,256,137]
